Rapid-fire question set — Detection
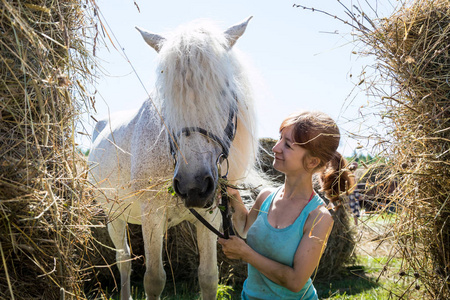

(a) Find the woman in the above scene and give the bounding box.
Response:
[218,111,353,300]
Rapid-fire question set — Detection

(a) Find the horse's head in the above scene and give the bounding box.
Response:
[136,17,252,208]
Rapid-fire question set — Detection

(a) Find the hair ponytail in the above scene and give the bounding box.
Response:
[320,151,354,204]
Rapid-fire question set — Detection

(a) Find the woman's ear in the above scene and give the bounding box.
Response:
[307,156,321,170]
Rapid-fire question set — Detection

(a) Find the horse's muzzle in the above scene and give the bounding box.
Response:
[173,174,216,208]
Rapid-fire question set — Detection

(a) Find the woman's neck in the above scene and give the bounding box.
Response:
[282,173,314,202]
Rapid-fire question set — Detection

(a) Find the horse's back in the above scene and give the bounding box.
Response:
[89,108,138,178]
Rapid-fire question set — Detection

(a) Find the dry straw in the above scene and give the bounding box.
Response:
[0,0,97,299]
[295,0,448,298]
[326,0,449,298]
[360,1,449,298]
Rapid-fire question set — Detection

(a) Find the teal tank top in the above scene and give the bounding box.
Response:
[242,188,325,300]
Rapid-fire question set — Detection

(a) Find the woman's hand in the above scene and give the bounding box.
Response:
[226,186,240,198]
[218,236,249,260]
[225,187,248,238]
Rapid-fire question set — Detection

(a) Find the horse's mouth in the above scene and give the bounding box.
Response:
[181,194,215,209]
[202,198,215,209]
[173,175,217,208]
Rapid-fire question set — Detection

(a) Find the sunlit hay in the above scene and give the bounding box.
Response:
[347,0,450,298]
[0,1,97,299]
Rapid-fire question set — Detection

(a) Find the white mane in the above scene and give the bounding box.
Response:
[155,20,258,182]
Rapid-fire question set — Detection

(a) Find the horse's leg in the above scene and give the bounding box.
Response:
[141,209,166,300]
[196,219,219,300]
[108,218,132,300]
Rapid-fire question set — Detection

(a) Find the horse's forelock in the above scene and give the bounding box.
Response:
[157,22,238,132]
[154,20,258,181]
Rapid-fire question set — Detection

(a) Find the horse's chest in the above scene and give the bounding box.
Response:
[140,195,193,226]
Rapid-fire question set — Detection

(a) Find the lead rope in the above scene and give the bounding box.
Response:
[219,177,235,239]
[188,208,227,239]
[218,156,235,239]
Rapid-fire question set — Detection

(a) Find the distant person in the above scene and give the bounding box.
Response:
[348,162,361,225]
[219,111,353,300]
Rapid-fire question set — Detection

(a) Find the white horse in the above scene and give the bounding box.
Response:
[89,17,258,300]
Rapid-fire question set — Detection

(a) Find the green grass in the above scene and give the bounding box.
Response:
[315,255,422,299]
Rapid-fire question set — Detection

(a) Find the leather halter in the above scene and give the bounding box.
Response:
[168,104,238,239]
[168,106,238,164]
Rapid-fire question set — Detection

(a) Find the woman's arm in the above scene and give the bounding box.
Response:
[220,206,333,293]
[228,187,273,238]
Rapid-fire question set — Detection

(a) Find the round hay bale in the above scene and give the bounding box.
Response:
[258,138,284,183]
[0,1,97,299]
[347,0,450,298]
[312,174,356,280]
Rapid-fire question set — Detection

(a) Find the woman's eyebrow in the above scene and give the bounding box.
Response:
[284,136,293,143]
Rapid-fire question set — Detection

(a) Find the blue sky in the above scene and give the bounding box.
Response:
[80,0,396,156]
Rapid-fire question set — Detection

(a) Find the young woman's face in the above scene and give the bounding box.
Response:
[272,125,309,175]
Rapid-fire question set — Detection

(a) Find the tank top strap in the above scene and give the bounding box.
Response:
[292,194,326,230]
[302,194,326,216]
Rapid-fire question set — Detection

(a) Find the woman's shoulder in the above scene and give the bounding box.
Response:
[306,202,334,229]
[258,187,277,199]
[253,187,278,210]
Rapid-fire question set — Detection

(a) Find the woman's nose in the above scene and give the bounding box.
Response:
[272,140,281,153]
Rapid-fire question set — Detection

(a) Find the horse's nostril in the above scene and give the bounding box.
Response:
[201,175,215,197]
[173,178,185,197]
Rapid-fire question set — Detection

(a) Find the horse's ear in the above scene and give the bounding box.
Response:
[136,27,166,52]
[224,16,253,49]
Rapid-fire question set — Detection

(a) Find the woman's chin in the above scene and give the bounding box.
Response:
[272,161,283,172]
